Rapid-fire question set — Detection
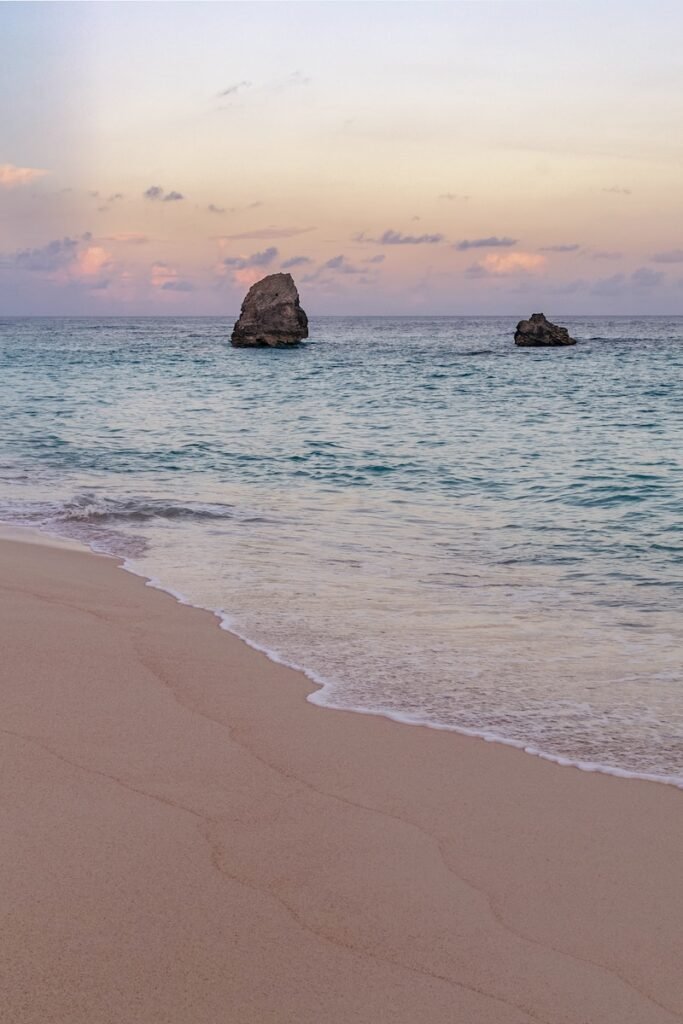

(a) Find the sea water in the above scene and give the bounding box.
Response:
[0,315,681,783]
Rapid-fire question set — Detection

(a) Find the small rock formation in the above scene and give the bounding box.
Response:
[514,312,577,347]
[231,273,308,348]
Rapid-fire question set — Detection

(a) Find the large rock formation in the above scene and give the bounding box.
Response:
[231,273,308,348]
[514,312,577,347]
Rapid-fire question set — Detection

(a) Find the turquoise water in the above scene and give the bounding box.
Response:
[1,315,681,782]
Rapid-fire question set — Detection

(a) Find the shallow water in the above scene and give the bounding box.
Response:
[1,315,681,782]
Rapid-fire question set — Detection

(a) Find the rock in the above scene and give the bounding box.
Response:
[231,273,308,348]
[514,312,577,347]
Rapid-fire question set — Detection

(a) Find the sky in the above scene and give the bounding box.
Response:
[1,0,682,316]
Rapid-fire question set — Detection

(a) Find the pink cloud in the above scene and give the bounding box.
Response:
[75,246,111,277]
[221,226,313,240]
[103,233,150,245]
[151,262,178,288]
[0,163,49,187]
[470,251,545,277]
[150,261,194,293]
[233,267,266,287]
[214,244,279,288]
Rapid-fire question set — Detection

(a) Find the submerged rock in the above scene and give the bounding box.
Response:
[231,273,308,348]
[514,312,577,347]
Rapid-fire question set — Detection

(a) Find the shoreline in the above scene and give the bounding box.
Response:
[1,532,682,1022]
[5,521,682,790]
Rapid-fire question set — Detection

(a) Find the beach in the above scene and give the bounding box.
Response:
[1,530,681,1024]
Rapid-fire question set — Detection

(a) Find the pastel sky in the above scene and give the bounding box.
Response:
[2,1,683,315]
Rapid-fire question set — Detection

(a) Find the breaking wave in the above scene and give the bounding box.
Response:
[0,494,242,559]
[54,494,237,524]
[0,493,237,527]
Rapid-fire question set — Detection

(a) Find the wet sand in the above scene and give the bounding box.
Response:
[1,532,681,1024]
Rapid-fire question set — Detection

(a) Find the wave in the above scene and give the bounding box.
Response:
[0,493,241,559]
[1,493,237,527]
[2,510,682,790]
[56,494,236,524]
[123,556,683,791]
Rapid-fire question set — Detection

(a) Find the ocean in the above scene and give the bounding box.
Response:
[1,315,681,784]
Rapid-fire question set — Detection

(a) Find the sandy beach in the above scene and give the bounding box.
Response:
[1,531,681,1024]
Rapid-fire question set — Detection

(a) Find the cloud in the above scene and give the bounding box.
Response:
[591,273,625,295]
[438,193,469,201]
[0,163,49,188]
[90,190,124,202]
[1,233,113,291]
[592,250,622,260]
[216,72,309,109]
[222,246,279,270]
[216,245,279,288]
[301,254,370,284]
[303,275,374,289]
[95,193,124,212]
[162,279,194,292]
[222,226,313,240]
[464,263,488,279]
[151,262,193,292]
[279,70,310,89]
[281,256,312,269]
[651,249,683,264]
[631,266,664,288]
[466,251,545,277]
[589,269,660,295]
[602,186,631,196]
[4,236,79,272]
[455,236,517,251]
[151,262,174,287]
[539,244,580,253]
[218,80,252,98]
[209,200,262,216]
[364,254,385,264]
[322,255,361,274]
[75,246,110,277]
[103,233,149,245]
[143,186,185,202]
[355,228,444,245]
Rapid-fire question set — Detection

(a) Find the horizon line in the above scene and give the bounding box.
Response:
[2,313,681,320]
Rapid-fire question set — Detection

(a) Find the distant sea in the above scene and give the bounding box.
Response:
[1,316,681,784]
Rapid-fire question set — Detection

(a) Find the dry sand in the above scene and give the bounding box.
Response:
[1,532,681,1024]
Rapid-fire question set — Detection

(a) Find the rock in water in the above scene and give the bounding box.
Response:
[231,273,308,348]
[514,312,577,347]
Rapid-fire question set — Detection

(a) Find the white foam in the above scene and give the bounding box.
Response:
[121,553,683,791]
[4,515,683,791]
